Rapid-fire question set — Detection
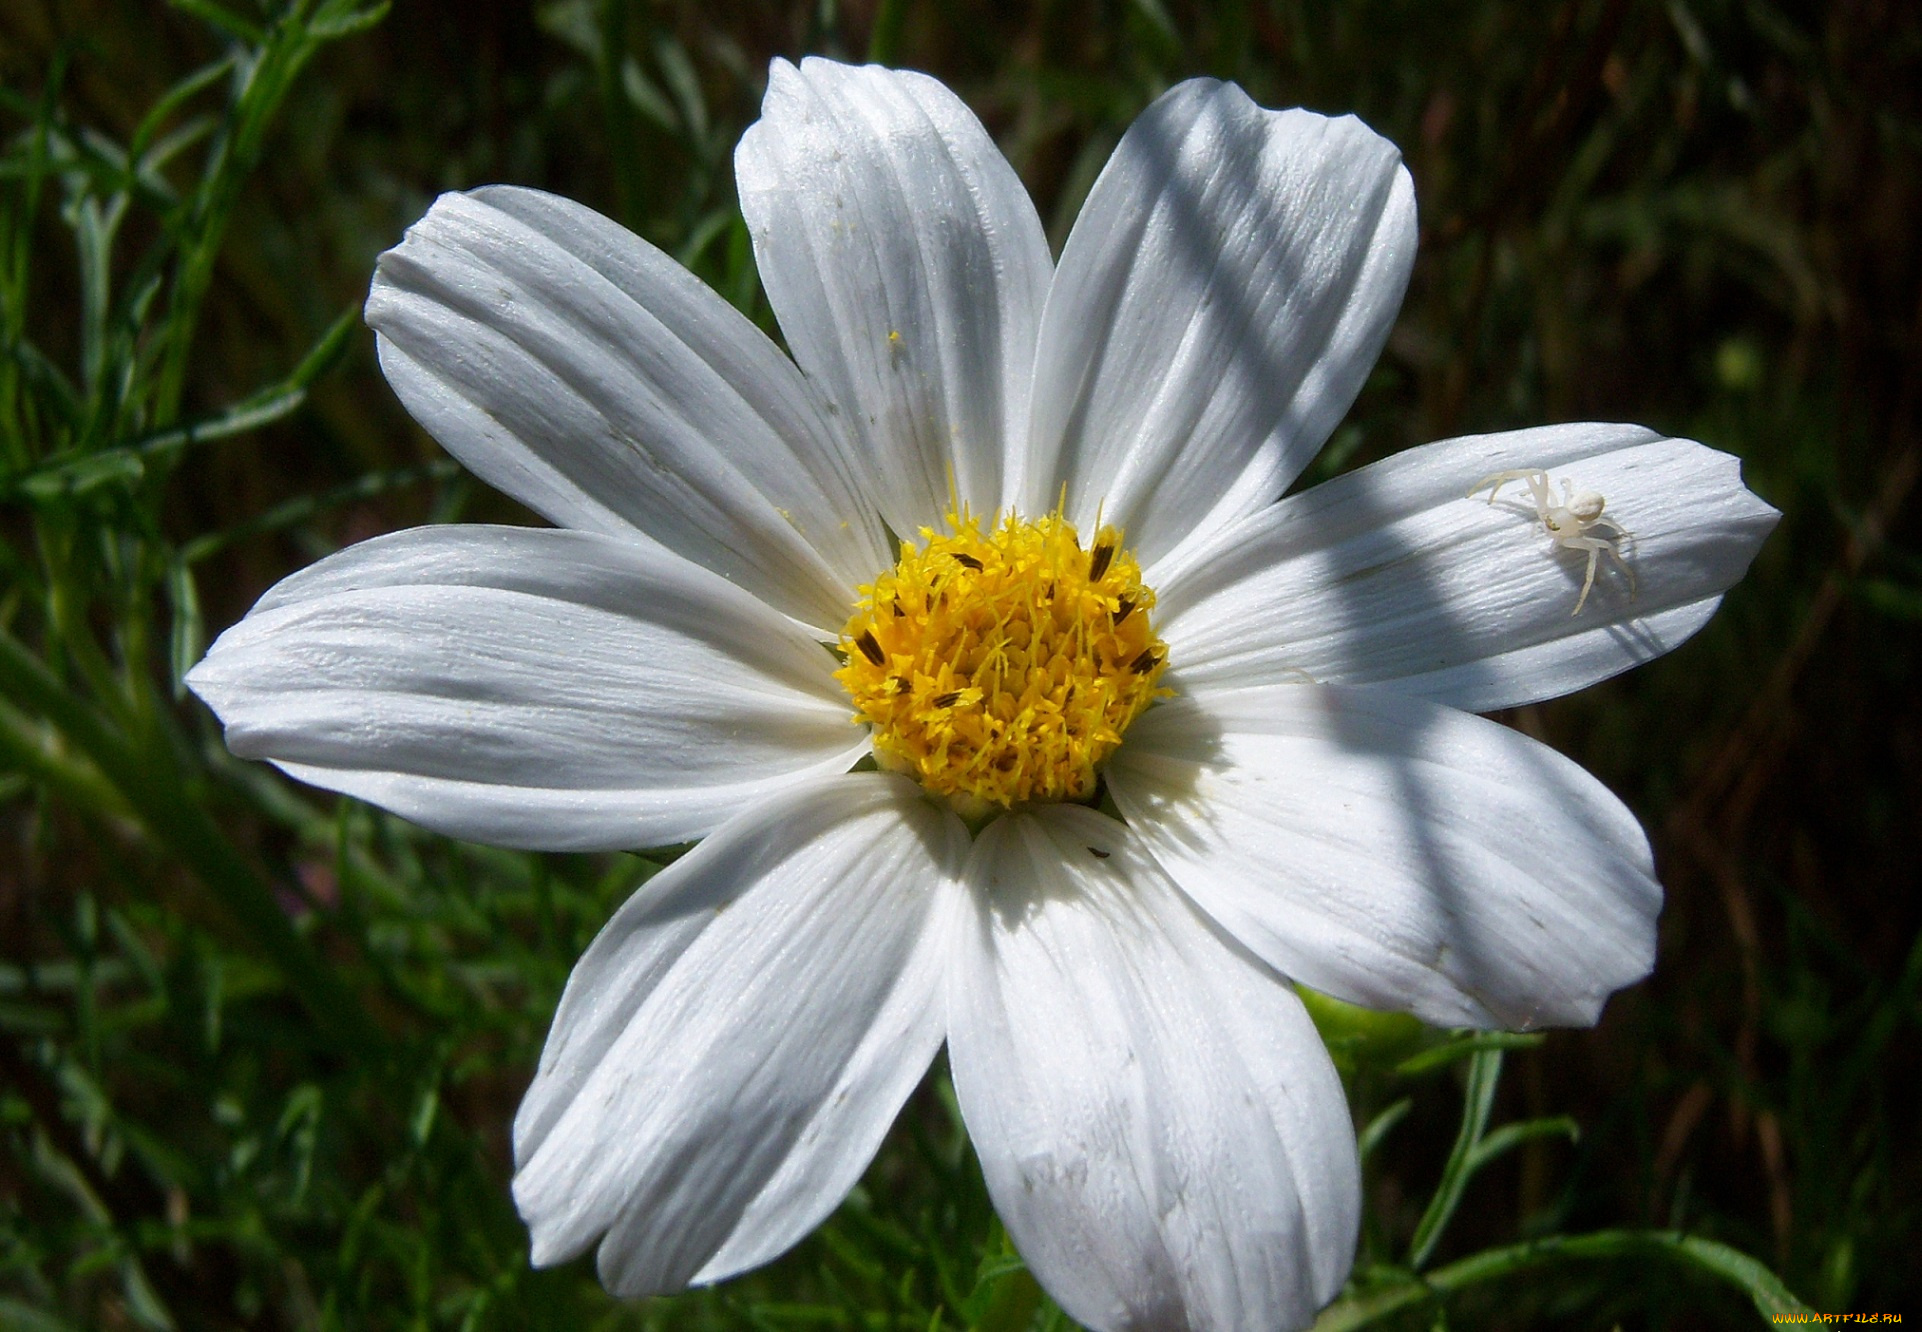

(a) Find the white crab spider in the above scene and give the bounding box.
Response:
[1469,468,1636,615]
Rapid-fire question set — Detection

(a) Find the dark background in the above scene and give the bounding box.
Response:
[1,1,1917,1327]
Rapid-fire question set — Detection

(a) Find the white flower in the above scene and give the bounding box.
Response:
[187,59,1779,1332]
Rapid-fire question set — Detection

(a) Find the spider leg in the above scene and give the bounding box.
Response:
[1601,537,1637,595]
[1526,470,1554,516]
[1563,535,1620,614]
[1575,546,1600,615]
[1468,468,1545,503]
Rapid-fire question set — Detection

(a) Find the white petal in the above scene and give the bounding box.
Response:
[949,805,1357,1332]
[1108,684,1662,1030]
[365,185,888,634]
[1153,424,1782,712]
[736,58,1054,532]
[513,774,964,1294]
[1024,81,1415,566]
[186,526,868,851]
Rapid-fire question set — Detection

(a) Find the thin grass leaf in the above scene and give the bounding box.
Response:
[655,33,710,147]
[970,1269,1045,1332]
[141,384,303,457]
[2,47,67,369]
[1853,576,1922,620]
[308,2,392,41]
[28,1133,177,1331]
[0,627,383,1056]
[1467,1115,1580,1172]
[179,459,461,565]
[151,13,372,428]
[0,1297,86,1332]
[0,698,131,818]
[4,337,81,429]
[5,303,358,503]
[127,57,236,169]
[1358,1097,1413,1162]
[69,192,130,399]
[597,0,644,226]
[1407,1048,1504,1270]
[15,450,145,501]
[675,204,738,266]
[1394,1032,1544,1078]
[137,115,220,187]
[165,562,202,700]
[1126,0,1182,60]
[1315,1231,1822,1329]
[622,57,681,132]
[167,0,266,45]
[867,0,909,64]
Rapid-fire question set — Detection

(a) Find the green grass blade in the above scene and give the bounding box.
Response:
[179,459,460,565]
[167,0,265,44]
[1393,1031,1544,1078]
[128,56,236,168]
[1357,1097,1413,1162]
[1317,1231,1820,1329]
[0,626,382,1057]
[1407,1048,1503,1270]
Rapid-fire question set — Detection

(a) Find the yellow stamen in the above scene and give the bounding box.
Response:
[836,509,1169,812]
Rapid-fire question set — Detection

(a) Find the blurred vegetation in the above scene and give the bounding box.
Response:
[0,0,1916,1328]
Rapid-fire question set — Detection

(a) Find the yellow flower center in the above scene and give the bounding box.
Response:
[836,509,1169,815]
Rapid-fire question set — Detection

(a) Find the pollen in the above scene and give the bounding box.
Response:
[836,509,1169,814]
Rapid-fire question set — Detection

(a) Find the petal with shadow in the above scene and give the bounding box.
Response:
[1108,684,1661,1030]
[366,185,888,634]
[949,804,1357,1332]
[514,774,965,1294]
[1153,424,1781,712]
[187,525,867,851]
[737,58,1054,533]
[1023,80,1415,568]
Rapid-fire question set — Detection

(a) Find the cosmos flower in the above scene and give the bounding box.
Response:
[187,58,1779,1331]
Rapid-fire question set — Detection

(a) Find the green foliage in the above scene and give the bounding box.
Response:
[2,0,1916,1328]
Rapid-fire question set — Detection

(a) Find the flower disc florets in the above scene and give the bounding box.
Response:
[836,509,1168,814]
